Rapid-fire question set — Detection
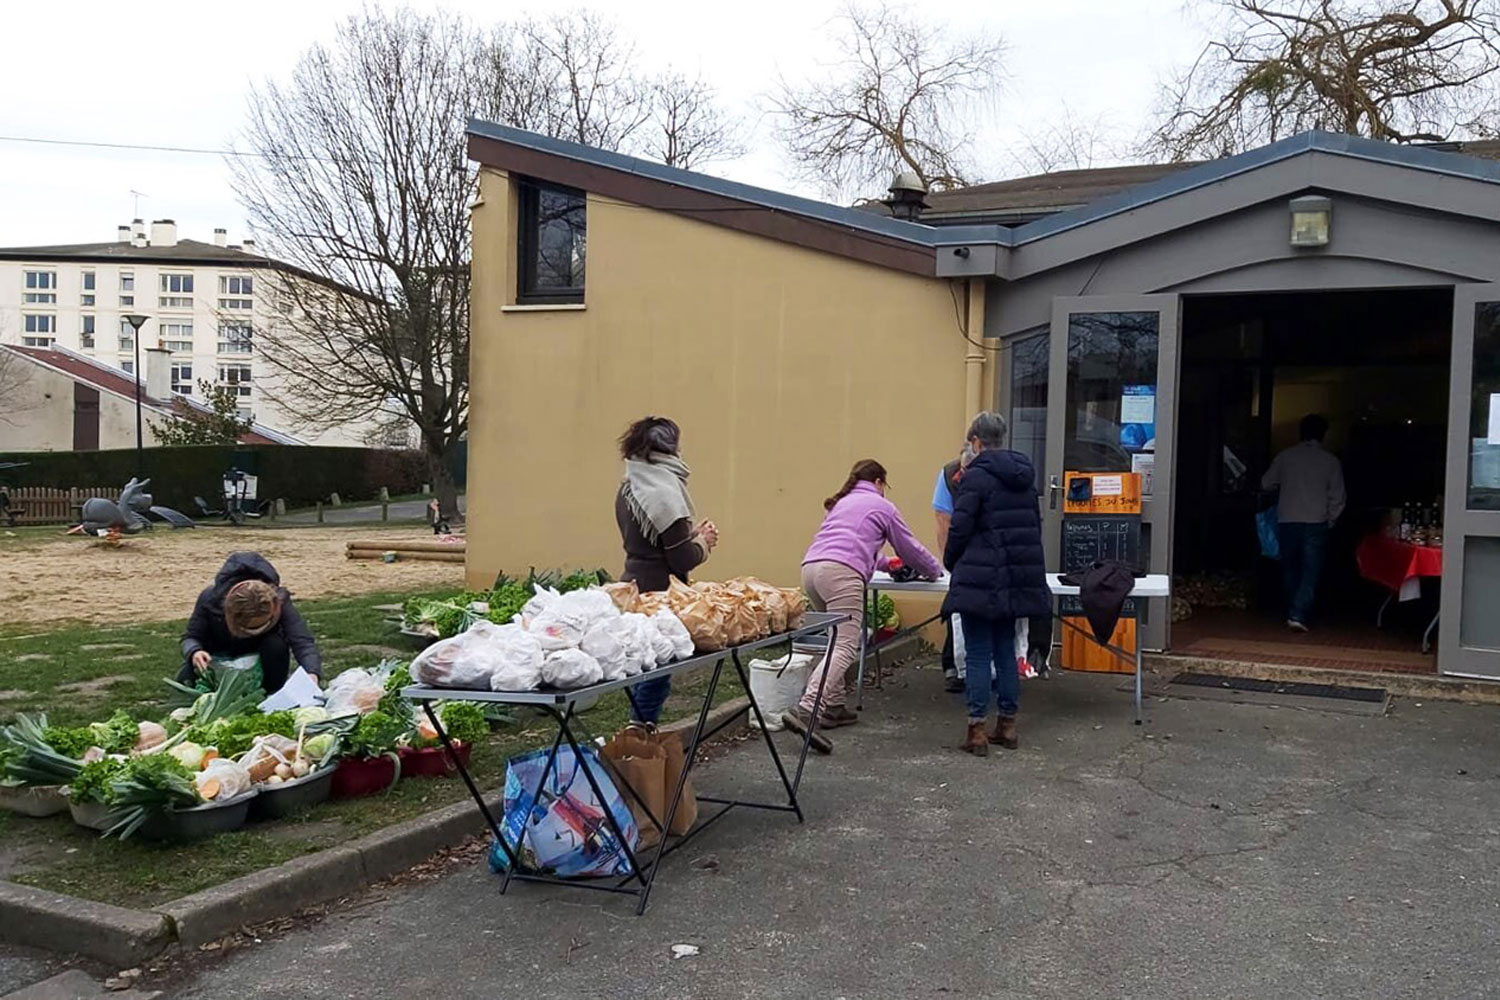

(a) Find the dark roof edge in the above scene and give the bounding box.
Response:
[466,120,946,276]
[0,249,284,268]
[465,124,1500,266]
[1005,130,1500,246]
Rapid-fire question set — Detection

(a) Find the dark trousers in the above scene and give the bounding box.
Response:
[628,675,672,724]
[960,615,1019,720]
[1277,522,1330,625]
[177,633,291,695]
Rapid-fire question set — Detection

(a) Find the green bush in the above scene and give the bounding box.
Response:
[0,445,432,512]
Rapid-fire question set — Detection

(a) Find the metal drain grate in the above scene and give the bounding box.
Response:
[1169,672,1386,704]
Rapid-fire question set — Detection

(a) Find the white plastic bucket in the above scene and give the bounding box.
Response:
[748,653,816,730]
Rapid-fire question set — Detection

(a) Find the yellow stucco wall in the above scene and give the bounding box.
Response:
[467,168,972,590]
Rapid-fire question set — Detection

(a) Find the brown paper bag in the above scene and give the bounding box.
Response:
[601,580,640,613]
[655,729,699,835]
[677,595,729,651]
[600,728,668,849]
[781,588,810,628]
[666,578,701,612]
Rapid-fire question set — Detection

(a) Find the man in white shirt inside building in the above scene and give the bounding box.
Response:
[1262,413,1346,632]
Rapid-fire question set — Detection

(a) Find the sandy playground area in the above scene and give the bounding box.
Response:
[0,525,465,627]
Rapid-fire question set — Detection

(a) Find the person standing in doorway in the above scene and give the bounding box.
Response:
[1262,413,1346,632]
[933,443,976,693]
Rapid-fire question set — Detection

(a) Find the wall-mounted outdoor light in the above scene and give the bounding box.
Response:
[1289,195,1332,247]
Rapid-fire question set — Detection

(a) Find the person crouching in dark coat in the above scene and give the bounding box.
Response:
[942,412,1052,756]
[178,552,323,695]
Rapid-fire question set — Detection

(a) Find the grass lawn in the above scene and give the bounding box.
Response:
[0,590,752,908]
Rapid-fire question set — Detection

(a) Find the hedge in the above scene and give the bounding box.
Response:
[0,446,431,511]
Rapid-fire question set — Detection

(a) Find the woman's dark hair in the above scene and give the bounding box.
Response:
[1299,413,1329,442]
[825,459,887,511]
[619,416,681,460]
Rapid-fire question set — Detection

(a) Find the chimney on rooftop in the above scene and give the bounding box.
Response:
[144,346,172,402]
[883,172,930,221]
[149,219,178,247]
[116,224,132,243]
[213,228,227,247]
[131,218,145,239]
[241,238,257,254]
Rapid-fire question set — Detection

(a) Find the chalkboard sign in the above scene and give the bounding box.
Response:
[1061,515,1141,574]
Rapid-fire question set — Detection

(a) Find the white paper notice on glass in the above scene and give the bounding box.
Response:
[1488,392,1500,444]
[1094,475,1125,496]
[1131,453,1155,496]
[1120,388,1156,425]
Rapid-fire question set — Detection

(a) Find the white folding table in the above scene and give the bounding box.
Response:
[858,571,1172,722]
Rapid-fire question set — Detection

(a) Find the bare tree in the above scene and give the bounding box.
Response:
[0,344,34,419]
[643,73,746,169]
[232,8,477,517]
[493,11,653,150]
[152,379,253,446]
[772,2,1005,200]
[1012,103,1126,175]
[1148,0,1500,160]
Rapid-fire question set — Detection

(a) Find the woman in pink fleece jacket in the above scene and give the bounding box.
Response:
[782,460,942,752]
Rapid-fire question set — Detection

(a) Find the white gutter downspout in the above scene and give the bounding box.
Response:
[962,279,986,420]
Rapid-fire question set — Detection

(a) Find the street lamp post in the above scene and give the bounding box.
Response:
[122,314,150,478]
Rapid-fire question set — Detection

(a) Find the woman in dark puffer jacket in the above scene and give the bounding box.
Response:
[942,412,1052,756]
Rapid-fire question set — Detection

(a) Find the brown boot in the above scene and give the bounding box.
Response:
[990,715,1018,749]
[961,721,989,757]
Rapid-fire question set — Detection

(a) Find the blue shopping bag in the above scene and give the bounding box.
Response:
[488,744,639,879]
[1256,506,1280,560]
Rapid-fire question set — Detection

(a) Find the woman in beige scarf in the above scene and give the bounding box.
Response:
[615,416,718,723]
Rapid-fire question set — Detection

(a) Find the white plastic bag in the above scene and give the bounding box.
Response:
[488,624,545,692]
[408,634,477,690]
[653,609,696,662]
[520,586,562,626]
[528,589,620,651]
[542,648,603,689]
[618,612,656,674]
[324,667,384,716]
[197,758,253,800]
[580,621,630,681]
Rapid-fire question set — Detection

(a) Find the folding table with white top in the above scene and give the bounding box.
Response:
[858,571,1172,722]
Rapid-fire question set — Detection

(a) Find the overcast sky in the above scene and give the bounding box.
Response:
[0,0,1207,248]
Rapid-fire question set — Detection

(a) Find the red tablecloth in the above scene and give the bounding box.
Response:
[1356,535,1443,595]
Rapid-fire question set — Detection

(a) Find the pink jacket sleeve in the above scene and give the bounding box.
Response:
[880,501,944,579]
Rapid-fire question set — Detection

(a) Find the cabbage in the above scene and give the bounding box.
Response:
[168,741,208,770]
[292,706,330,728]
[303,733,337,763]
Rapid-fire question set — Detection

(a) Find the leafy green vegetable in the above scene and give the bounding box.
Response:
[163,664,264,725]
[88,710,139,755]
[346,711,409,758]
[70,758,127,804]
[302,732,338,763]
[865,591,899,631]
[439,702,488,746]
[1,714,85,786]
[42,725,95,759]
[184,711,296,759]
[485,581,531,625]
[104,754,199,840]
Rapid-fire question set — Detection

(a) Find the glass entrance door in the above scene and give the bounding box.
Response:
[1044,295,1181,651]
[1438,286,1500,677]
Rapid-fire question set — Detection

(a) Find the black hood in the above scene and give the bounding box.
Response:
[213,552,281,590]
[971,448,1037,493]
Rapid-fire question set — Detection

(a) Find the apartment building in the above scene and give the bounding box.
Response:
[0,219,401,447]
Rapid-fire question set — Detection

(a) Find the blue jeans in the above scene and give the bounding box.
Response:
[1278,522,1329,625]
[960,615,1019,721]
[628,675,672,724]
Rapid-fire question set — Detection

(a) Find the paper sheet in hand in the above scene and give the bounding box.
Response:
[259,667,322,711]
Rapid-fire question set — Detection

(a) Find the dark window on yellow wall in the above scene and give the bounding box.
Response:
[518,180,586,304]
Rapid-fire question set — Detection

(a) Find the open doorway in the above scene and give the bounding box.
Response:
[1171,288,1451,672]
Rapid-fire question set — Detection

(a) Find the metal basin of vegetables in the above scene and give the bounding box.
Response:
[138,790,257,842]
[0,785,69,818]
[250,767,334,819]
[68,796,113,831]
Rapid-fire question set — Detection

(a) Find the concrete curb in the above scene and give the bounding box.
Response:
[0,882,171,969]
[0,702,756,966]
[1149,653,1500,705]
